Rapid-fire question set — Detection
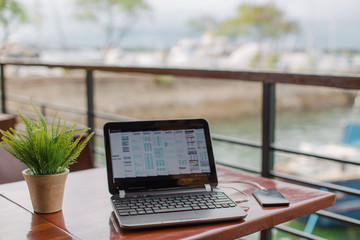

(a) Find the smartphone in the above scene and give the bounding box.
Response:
[252,189,290,207]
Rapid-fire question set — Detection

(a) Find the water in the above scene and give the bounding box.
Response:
[209,106,358,169]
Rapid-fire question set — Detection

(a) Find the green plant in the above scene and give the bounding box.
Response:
[0,102,94,175]
[154,75,175,87]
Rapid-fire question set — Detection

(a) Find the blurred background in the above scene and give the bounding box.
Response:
[1,0,360,239]
[2,0,360,72]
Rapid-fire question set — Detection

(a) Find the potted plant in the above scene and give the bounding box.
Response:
[0,101,94,213]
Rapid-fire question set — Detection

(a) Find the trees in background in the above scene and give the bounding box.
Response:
[75,0,150,49]
[0,0,28,55]
[188,2,298,69]
[220,3,298,68]
[188,3,297,42]
[218,3,297,43]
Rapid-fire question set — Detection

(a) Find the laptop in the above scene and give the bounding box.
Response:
[103,118,247,229]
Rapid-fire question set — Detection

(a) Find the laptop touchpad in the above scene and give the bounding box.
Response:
[162,211,198,222]
[180,212,199,221]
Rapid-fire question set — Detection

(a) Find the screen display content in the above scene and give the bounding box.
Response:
[109,128,211,179]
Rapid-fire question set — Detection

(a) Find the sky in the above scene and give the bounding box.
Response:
[7,0,360,51]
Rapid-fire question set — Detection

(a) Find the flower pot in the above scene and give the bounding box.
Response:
[22,168,69,213]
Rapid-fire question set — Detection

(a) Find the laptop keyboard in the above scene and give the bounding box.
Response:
[113,192,237,216]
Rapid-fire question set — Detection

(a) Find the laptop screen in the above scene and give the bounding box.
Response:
[104,119,218,194]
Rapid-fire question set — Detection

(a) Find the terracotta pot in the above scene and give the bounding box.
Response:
[22,168,69,213]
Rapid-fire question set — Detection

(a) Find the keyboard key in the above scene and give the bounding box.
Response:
[153,207,193,213]
[118,206,131,210]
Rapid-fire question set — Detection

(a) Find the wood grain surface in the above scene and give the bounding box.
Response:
[0,166,336,240]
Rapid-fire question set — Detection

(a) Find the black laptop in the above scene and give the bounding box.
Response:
[103,118,247,229]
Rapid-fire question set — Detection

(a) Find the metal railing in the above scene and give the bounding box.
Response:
[1,59,360,240]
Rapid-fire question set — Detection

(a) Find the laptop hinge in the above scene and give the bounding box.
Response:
[205,184,212,192]
[119,190,126,198]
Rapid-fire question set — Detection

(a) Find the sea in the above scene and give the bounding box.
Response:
[210,105,359,170]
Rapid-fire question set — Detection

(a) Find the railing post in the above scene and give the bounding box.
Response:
[261,82,276,178]
[41,104,47,117]
[260,229,272,240]
[0,64,7,113]
[86,70,95,131]
[86,69,95,156]
[261,83,276,240]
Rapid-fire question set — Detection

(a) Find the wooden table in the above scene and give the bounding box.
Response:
[0,166,336,240]
[0,195,75,240]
